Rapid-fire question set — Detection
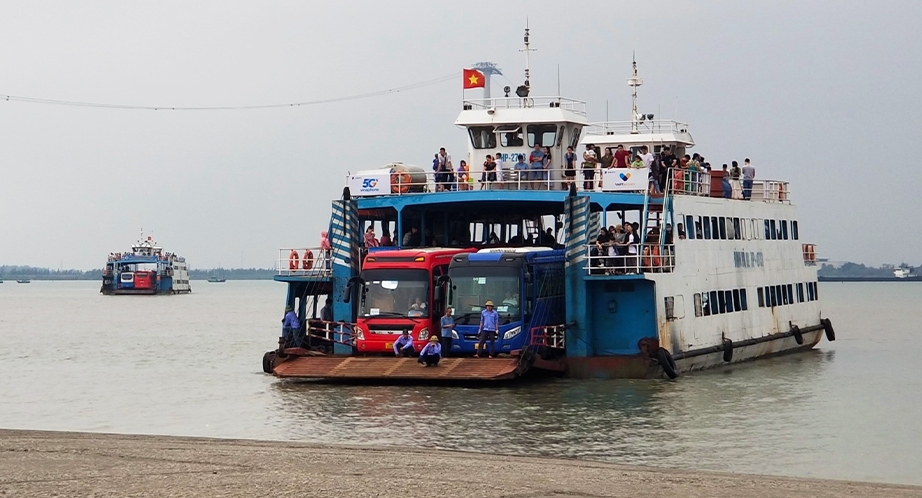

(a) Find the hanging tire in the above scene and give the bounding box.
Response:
[791,325,804,345]
[262,351,277,374]
[722,338,733,362]
[656,347,679,379]
[822,318,836,342]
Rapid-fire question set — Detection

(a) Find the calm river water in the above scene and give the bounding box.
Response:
[0,280,919,485]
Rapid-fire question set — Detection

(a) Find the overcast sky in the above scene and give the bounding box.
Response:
[1,0,919,269]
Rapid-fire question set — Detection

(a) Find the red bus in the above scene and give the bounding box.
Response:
[354,247,476,354]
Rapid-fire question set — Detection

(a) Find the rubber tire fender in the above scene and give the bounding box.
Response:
[262,351,276,374]
[822,318,836,342]
[656,347,679,379]
[722,338,733,363]
[791,325,804,345]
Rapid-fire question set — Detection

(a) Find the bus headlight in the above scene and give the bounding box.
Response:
[354,326,365,341]
[451,329,459,340]
[503,326,522,340]
[418,328,430,341]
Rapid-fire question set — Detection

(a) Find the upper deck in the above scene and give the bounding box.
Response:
[581,119,695,149]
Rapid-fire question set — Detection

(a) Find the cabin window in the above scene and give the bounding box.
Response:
[570,127,581,148]
[757,287,765,307]
[717,291,727,314]
[740,289,748,310]
[497,126,524,147]
[787,284,794,304]
[695,217,704,239]
[768,286,776,307]
[718,217,727,240]
[693,293,703,317]
[732,289,741,311]
[797,283,804,302]
[557,126,565,147]
[686,215,695,239]
[812,282,819,299]
[733,218,741,240]
[468,126,497,149]
[709,291,719,315]
[764,219,771,239]
[782,284,789,305]
[703,217,712,239]
[724,290,734,312]
[665,296,675,320]
[781,220,789,240]
[711,217,720,240]
[792,221,799,240]
[806,282,813,301]
[527,124,558,147]
[770,220,777,240]
[701,292,710,316]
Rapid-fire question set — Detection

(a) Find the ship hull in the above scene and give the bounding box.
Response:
[101,287,192,295]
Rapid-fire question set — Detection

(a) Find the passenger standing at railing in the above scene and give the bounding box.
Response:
[380,229,392,247]
[542,146,553,190]
[563,146,577,191]
[624,224,639,274]
[457,160,471,191]
[582,144,598,191]
[686,154,700,194]
[320,298,333,322]
[721,164,732,198]
[494,151,505,189]
[600,148,615,189]
[642,146,660,195]
[528,144,545,190]
[320,231,332,269]
[481,155,497,189]
[659,146,676,194]
[742,158,756,200]
[730,160,743,200]
[614,144,630,168]
[513,154,528,190]
[435,147,454,192]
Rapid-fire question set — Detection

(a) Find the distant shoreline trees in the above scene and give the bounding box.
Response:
[0,266,276,280]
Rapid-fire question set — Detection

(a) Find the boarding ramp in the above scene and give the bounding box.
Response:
[273,356,522,381]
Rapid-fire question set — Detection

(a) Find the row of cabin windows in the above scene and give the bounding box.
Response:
[757,282,819,308]
[692,288,749,317]
[468,124,580,150]
[682,215,799,241]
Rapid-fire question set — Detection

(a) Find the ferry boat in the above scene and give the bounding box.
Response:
[262,29,835,381]
[100,231,191,295]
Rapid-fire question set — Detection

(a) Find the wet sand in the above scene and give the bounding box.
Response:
[1,429,919,498]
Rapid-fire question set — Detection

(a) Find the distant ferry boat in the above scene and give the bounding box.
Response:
[101,231,191,295]
[262,28,835,381]
[207,276,227,283]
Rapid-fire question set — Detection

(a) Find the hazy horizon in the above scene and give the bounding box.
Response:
[2,1,920,270]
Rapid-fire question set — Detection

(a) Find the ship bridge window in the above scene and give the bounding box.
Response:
[781,220,789,240]
[468,126,497,149]
[570,127,581,148]
[496,125,524,147]
[527,124,557,147]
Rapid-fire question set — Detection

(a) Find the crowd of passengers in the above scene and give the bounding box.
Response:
[428,144,758,198]
[589,222,682,275]
[361,224,561,249]
[107,251,179,262]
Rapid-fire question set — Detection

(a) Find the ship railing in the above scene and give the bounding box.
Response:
[462,96,587,115]
[347,167,661,196]
[584,244,676,275]
[585,120,691,136]
[665,167,711,197]
[527,325,566,350]
[306,320,355,347]
[664,167,791,203]
[276,247,333,277]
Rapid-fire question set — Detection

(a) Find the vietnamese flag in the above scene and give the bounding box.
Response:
[463,68,486,89]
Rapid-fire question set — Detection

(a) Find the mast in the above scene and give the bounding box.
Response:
[627,54,643,134]
[519,22,536,94]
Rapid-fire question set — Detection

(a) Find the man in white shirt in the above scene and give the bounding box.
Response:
[493,150,505,189]
[640,145,659,194]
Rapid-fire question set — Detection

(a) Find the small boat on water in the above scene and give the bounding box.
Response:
[101,231,192,295]
[16,279,30,284]
[207,276,227,283]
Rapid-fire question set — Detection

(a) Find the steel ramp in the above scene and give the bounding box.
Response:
[273,356,521,381]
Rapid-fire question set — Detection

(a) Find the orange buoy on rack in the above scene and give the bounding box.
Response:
[302,249,314,270]
[288,250,299,270]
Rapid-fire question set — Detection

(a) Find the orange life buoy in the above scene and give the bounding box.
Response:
[302,249,314,270]
[288,250,299,270]
[390,172,411,194]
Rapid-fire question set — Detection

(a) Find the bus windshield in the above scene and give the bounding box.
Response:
[361,269,430,318]
[449,267,521,325]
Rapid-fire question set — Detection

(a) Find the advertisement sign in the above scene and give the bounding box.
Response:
[349,173,391,196]
[602,167,648,191]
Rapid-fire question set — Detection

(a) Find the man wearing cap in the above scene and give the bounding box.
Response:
[281,305,300,347]
[417,336,442,367]
[393,330,415,357]
[476,300,500,358]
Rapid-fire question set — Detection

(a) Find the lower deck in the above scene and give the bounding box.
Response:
[272,355,526,381]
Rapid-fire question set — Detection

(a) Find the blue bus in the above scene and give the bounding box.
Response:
[447,248,566,355]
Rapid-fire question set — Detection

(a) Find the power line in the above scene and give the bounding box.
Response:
[0,72,459,111]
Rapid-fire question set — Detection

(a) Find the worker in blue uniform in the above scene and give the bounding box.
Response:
[281,305,300,347]
[393,330,415,357]
[417,336,442,367]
